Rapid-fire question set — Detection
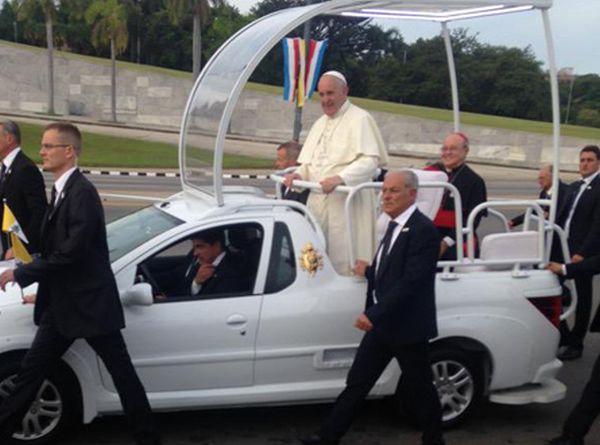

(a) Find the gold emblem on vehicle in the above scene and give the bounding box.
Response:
[299,242,323,276]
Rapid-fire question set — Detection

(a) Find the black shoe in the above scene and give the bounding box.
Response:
[548,435,584,445]
[297,433,339,445]
[558,346,583,361]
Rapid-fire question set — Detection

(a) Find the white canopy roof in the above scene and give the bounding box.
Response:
[179,0,557,205]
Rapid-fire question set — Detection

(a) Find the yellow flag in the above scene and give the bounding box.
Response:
[2,203,28,243]
[296,39,306,108]
[10,232,32,264]
[2,203,15,233]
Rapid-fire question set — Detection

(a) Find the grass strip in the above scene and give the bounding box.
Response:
[17,121,273,169]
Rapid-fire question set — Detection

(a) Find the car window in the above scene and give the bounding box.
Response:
[107,206,183,263]
[265,222,296,294]
[137,223,263,302]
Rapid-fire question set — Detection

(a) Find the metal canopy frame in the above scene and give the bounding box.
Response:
[179,0,559,229]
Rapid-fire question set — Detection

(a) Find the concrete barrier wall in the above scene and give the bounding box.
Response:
[1,41,596,171]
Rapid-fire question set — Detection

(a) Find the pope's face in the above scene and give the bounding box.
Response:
[318,76,348,117]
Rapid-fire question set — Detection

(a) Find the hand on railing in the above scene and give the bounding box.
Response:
[320,175,344,194]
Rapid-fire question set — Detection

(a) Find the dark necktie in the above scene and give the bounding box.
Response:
[377,220,398,279]
[48,186,57,214]
[0,164,6,195]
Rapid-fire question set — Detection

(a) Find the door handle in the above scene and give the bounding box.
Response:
[226,314,247,326]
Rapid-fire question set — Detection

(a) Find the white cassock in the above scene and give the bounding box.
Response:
[296,100,388,275]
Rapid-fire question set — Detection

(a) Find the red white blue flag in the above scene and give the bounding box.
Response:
[282,37,328,107]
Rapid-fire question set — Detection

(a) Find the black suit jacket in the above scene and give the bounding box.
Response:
[183,251,249,296]
[558,175,600,258]
[279,184,309,205]
[511,180,568,227]
[364,209,440,346]
[0,150,47,255]
[565,257,600,332]
[14,170,124,338]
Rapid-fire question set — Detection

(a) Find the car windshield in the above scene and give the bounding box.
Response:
[107,206,183,263]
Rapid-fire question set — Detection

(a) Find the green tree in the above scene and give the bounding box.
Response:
[164,0,221,79]
[17,0,58,114]
[85,0,128,122]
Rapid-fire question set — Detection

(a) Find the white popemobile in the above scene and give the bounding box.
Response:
[0,0,575,444]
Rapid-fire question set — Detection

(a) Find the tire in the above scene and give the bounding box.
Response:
[0,357,80,445]
[394,347,484,428]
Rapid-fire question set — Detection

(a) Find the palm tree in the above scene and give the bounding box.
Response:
[85,0,128,122]
[17,0,58,115]
[164,0,218,80]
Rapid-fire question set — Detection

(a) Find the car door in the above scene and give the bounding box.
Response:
[99,220,272,393]
[253,215,368,402]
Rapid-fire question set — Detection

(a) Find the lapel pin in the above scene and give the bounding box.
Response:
[401,227,410,232]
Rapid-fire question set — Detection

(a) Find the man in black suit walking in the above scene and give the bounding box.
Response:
[299,169,444,445]
[0,122,161,444]
[556,145,600,360]
[547,257,600,445]
[0,119,47,258]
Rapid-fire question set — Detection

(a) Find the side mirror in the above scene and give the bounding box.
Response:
[120,283,153,307]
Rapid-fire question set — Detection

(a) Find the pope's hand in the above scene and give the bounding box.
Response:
[320,175,344,194]
[283,173,301,189]
[0,269,15,291]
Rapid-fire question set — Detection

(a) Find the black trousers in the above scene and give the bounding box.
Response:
[0,313,161,445]
[561,273,593,348]
[563,351,600,439]
[319,331,443,444]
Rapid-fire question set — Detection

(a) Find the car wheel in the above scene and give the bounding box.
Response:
[0,358,80,445]
[394,347,483,428]
[430,348,483,427]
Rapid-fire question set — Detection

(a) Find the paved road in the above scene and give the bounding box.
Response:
[49,173,600,445]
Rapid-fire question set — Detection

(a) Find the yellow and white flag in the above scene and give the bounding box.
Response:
[2,204,32,264]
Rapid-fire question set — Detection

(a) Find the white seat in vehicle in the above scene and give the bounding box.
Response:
[480,230,540,270]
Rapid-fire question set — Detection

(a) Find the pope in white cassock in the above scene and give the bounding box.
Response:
[284,71,388,275]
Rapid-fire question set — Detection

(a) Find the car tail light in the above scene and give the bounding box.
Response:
[527,296,561,328]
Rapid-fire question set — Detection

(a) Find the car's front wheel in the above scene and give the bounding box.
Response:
[0,357,80,445]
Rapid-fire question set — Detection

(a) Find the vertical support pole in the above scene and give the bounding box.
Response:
[541,8,561,261]
[442,22,460,132]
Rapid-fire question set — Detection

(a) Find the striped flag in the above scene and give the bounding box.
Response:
[282,37,328,107]
[304,39,328,100]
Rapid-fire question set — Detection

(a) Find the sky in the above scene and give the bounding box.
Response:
[230,0,600,75]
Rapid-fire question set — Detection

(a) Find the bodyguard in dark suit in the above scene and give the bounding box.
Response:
[547,258,600,445]
[556,145,600,360]
[0,122,161,445]
[276,140,309,204]
[300,170,444,445]
[0,120,47,258]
